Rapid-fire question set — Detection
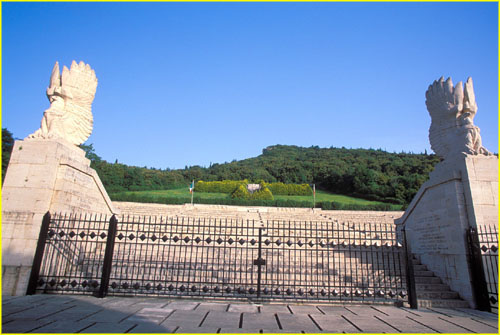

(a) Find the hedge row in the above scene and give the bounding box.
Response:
[231,185,274,200]
[195,180,313,196]
[110,192,393,211]
[194,180,248,193]
[261,181,312,196]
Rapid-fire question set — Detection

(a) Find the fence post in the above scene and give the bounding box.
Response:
[253,227,266,298]
[466,227,491,312]
[403,228,418,309]
[26,212,52,295]
[97,215,118,298]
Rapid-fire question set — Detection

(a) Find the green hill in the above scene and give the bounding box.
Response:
[0,129,441,209]
[84,144,440,207]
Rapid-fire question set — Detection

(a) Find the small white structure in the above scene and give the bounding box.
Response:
[246,184,261,194]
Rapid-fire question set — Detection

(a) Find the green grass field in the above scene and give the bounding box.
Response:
[115,188,402,210]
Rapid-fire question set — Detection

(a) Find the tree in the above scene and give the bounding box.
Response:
[79,143,102,166]
[2,128,14,183]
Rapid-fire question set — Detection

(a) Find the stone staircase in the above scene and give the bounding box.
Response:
[413,257,469,308]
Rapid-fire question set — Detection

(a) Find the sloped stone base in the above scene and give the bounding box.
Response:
[2,139,116,295]
[395,155,498,308]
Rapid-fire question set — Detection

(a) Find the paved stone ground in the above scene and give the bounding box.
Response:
[2,295,498,333]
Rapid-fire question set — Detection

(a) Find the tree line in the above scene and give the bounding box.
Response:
[82,143,441,207]
[2,128,442,207]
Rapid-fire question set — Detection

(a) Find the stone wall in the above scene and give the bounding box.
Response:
[2,139,116,295]
[395,155,498,308]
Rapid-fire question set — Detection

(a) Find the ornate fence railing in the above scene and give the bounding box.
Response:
[467,225,498,313]
[27,212,417,307]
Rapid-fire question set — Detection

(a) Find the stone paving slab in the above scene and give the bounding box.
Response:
[56,296,110,306]
[431,306,499,326]
[436,315,499,333]
[130,301,170,309]
[135,307,175,316]
[308,314,359,332]
[228,303,259,313]
[404,306,499,332]
[195,302,230,312]
[127,323,176,333]
[344,305,387,316]
[405,315,473,333]
[175,326,219,333]
[219,328,262,333]
[165,300,200,310]
[34,320,96,333]
[260,329,304,333]
[84,309,138,323]
[4,304,75,320]
[125,314,169,324]
[79,321,136,333]
[2,305,37,319]
[372,315,437,333]
[37,307,104,323]
[2,295,498,333]
[199,311,241,329]
[241,312,280,330]
[1,296,17,303]
[161,309,208,328]
[276,313,321,332]
[341,315,399,333]
[259,304,291,314]
[454,307,499,321]
[288,304,324,315]
[370,305,414,317]
[2,319,54,333]
[317,305,356,315]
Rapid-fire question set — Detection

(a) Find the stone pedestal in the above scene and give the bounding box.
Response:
[2,139,116,295]
[395,155,498,308]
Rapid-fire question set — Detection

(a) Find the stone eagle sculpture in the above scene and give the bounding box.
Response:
[27,60,97,146]
[425,77,491,159]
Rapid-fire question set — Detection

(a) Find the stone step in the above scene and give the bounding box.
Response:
[414,276,441,284]
[413,264,428,271]
[415,283,451,291]
[414,270,434,277]
[417,290,460,300]
[417,298,469,308]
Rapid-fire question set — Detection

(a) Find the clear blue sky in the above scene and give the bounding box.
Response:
[3,2,498,169]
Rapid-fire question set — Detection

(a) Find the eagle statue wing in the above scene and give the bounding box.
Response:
[28,60,98,145]
[425,77,464,158]
[425,76,490,158]
[59,61,98,145]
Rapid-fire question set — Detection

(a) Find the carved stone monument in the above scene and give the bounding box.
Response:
[395,77,498,308]
[2,61,117,295]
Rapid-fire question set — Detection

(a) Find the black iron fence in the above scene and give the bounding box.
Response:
[28,212,417,306]
[467,225,498,313]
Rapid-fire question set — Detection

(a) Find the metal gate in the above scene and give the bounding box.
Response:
[28,212,416,306]
[467,225,498,313]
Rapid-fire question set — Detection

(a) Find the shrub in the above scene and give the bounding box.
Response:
[195,180,248,193]
[195,180,312,196]
[262,182,312,196]
[231,185,251,199]
[251,187,274,200]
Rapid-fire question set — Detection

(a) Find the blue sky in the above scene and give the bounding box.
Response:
[3,2,498,169]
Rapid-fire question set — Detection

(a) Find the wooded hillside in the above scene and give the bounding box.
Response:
[1,129,441,207]
[85,144,440,207]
